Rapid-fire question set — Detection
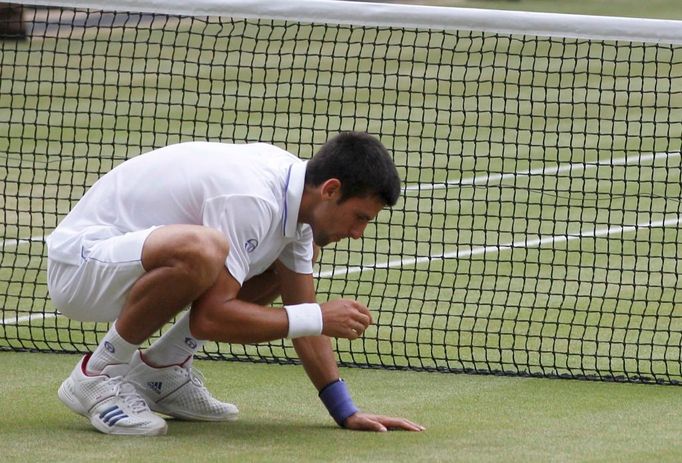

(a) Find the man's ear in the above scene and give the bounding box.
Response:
[320,178,342,200]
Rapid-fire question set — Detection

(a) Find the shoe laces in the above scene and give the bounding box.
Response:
[109,376,150,414]
[186,365,208,390]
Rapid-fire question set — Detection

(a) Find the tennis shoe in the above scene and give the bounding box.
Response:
[125,351,239,422]
[58,354,168,436]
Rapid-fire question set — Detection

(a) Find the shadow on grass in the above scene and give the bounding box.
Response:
[50,415,336,441]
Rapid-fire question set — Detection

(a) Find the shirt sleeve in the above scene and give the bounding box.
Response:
[278,224,314,274]
[202,194,275,285]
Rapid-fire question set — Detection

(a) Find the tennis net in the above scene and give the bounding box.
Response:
[1,0,681,384]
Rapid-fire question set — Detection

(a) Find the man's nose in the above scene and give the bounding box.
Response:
[349,223,367,240]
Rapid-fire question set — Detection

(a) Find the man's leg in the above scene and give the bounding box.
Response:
[112,225,242,421]
[141,264,281,369]
[130,264,281,422]
[57,225,229,434]
[87,225,228,371]
[143,256,300,367]
[128,245,319,422]
[116,224,229,344]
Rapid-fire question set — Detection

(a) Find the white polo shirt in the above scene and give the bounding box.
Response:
[46,142,314,284]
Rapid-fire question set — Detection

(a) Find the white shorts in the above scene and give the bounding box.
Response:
[47,227,159,322]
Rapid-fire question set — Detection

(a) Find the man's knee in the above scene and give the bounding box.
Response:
[188,227,229,266]
[175,228,228,286]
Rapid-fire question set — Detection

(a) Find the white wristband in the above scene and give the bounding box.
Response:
[284,303,323,338]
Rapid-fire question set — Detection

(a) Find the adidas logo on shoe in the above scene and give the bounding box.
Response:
[125,351,238,421]
[100,405,129,427]
[147,381,163,394]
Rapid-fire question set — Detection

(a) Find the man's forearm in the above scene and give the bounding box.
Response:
[292,335,340,391]
[190,297,290,343]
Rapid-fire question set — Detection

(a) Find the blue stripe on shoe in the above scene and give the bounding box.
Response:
[100,405,119,419]
[107,413,129,426]
[103,409,125,422]
[100,406,129,426]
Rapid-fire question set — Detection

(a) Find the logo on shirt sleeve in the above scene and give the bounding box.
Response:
[245,239,258,253]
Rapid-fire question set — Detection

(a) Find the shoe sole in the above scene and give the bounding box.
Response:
[131,384,239,422]
[151,403,240,422]
[90,415,168,436]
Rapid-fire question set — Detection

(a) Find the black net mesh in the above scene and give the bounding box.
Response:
[1,7,681,383]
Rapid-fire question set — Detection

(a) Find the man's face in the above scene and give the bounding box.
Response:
[310,192,385,247]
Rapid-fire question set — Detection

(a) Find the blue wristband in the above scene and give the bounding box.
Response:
[318,379,359,427]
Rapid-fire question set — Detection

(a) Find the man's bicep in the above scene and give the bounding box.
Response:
[275,260,316,305]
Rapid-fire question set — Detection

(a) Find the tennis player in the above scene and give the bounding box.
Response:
[46,132,425,436]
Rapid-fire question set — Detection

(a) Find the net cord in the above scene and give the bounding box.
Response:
[11,0,682,45]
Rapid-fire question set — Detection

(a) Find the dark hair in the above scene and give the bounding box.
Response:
[305,132,401,206]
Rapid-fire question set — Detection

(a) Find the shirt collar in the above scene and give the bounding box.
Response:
[283,160,307,238]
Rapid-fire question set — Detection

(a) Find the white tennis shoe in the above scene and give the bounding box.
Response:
[125,351,239,422]
[58,354,168,436]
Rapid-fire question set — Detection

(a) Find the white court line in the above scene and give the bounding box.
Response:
[8,215,679,322]
[1,233,52,325]
[5,152,679,248]
[404,151,681,192]
[0,312,59,326]
[1,235,47,249]
[316,215,682,279]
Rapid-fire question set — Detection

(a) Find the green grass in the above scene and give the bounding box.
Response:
[1,2,682,460]
[3,351,682,462]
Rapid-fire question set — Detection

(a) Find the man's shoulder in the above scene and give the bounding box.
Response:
[147,141,296,158]
[244,142,302,164]
[179,140,297,156]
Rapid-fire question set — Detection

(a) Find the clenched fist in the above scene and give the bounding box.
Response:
[320,300,373,339]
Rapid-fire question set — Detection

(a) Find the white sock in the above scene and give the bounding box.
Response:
[87,323,139,374]
[143,311,205,367]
